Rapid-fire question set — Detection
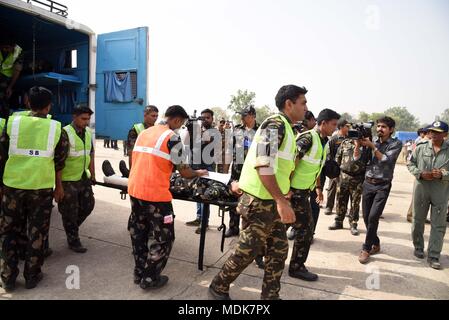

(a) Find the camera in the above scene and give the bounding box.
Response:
[348,122,374,140]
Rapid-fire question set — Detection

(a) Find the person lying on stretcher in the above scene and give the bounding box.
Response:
[102,160,241,203]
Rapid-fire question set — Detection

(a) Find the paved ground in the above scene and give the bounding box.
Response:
[1,141,448,300]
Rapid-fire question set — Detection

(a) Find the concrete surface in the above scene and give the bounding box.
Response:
[1,140,448,300]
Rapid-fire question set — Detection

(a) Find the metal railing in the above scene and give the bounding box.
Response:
[26,0,68,17]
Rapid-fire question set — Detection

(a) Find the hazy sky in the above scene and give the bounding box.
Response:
[63,0,449,124]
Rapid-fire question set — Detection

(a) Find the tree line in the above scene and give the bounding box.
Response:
[212,89,447,132]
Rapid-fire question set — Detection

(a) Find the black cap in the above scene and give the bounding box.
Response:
[428,121,449,133]
[237,106,256,117]
[337,118,350,129]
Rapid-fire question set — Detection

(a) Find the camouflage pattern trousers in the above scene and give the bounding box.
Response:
[128,197,175,281]
[57,179,95,246]
[0,187,53,282]
[211,193,289,300]
[335,174,364,227]
[289,189,314,271]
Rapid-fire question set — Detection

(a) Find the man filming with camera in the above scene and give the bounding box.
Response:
[329,123,372,236]
[357,117,403,264]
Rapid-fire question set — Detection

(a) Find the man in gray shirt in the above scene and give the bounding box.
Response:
[355,116,403,264]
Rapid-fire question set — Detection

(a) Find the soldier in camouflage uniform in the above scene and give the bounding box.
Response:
[288,109,340,282]
[209,85,307,300]
[128,106,207,290]
[324,119,350,215]
[127,105,159,171]
[225,106,259,238]
[0,87,69,292]
[329,137,371,236]
[58,106,96,253]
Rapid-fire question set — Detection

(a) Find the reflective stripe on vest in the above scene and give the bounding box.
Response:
[12,111,52,119]
[133,129,172,161]
[9,116,58,158]
[238,114,297,200]
[134,123,145,135]
[62,125,92,181]
[291,129,329,190]
[0,118,5,132]
[128,125,175,202]
[0,45,22,78]
[3,116,61,190]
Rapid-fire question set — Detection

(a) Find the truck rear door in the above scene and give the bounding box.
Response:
[95,27,149,140]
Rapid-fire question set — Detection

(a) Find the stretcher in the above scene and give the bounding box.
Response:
[96,178,238,271]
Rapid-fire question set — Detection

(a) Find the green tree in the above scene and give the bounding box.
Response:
[340,112,355,123]
[357,111,385,123]
[439,108,449,123]
[210,107,229,123]
[255,105,276,124]
[228,89,256,121]
[384,106,420,132]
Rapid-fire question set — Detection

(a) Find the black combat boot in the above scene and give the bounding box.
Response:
[140,275,169,290]
[224,228,239,238]
[69,240,88,254]
[0,270,19,293]
[329,222,344,231]
[25,273,44,290]
[102,160,116,177]
[289,265,319,282]
[208,284,231,300]
[119,160,130,178]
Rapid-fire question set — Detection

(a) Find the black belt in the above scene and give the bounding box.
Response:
[366,177,389,185]
[341,170,365,178]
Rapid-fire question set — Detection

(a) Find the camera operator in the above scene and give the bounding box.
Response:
[357,117,403,264]
[329,125,372,236]
[324,119,350,215]
[185,109,220,235]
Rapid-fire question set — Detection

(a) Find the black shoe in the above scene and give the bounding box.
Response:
[25,273,44,290]
[351,227,360,236]
[186,219,201,227]
[324,210,333,216]
[428,258,442,270]
[119,160,130,178]
[255,256,265,270]
[414,249,425,259]
[224,228,240,238]
[289,266,319,282]
[0,271,18,292]
[208,285,231,300]
[102,160,116,177]
[69,242,88,254]
[195,226,209,235]
[44,248,53,258]
[140,275,169,290]
[287,228,297,241]
[425,219,431,225]
[329,222,344,231]
[134,275,143,285]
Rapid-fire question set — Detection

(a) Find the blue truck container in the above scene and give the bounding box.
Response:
[1,0,149,140]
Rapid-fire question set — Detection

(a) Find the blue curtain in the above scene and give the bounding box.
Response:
[105,71,133,103]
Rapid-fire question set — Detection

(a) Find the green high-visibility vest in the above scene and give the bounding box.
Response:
[12,111,52,119]
[0,45,22,78]
[0,118,5,132]
[134,123,145,135]
[239,114,297,200]
[291,129,329,190]
[62,125,92,182]
[3,115,61,190]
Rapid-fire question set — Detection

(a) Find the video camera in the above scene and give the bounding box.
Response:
[348,122,374,140]
[185,110,205,163]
